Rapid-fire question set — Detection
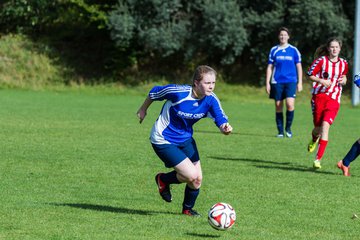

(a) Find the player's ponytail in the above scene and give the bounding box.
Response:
[314,44,328,59]
[314,37,343,59]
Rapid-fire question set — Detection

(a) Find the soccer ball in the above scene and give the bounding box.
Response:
[208,202,236,230]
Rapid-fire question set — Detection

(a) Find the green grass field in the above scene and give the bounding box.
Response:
[0,88,359,240]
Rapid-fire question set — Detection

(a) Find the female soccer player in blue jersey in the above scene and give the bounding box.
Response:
[337,73,360,176]
[265,27,303,138]
[137,65,233,216]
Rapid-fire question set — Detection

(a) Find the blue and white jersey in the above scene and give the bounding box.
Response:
[268,44,301,84]
[149,84,228,145]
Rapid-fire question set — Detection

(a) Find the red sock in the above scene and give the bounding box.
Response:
[316,139,328,161]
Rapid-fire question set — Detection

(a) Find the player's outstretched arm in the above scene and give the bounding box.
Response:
[136,96,153,124]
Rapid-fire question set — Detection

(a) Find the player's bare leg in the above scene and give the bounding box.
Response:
[174,159,202,216]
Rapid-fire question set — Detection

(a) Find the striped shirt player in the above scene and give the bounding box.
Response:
[137,65,232,216]
[308,55,348,103]
[265,27,303,138]
[306,37,348,169]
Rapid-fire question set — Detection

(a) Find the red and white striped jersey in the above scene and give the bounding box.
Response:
[307,56,348,103]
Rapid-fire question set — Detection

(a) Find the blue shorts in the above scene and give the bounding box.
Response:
[151,138,200,168]
[269,82,297,101]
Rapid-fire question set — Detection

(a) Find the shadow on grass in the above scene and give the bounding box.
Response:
[49,203,177,216]
[209,156,337,175]
[196,130,274,137]
[254,165,336,175]
[210,156,295,166]
[186,232,221,238]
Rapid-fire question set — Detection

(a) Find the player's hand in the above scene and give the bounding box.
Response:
[297,83,303,92]
[338,75,347,86]
[136,109,147,124]
[220,123,233,135]
[265,82,271,95]
[320,79,332,88]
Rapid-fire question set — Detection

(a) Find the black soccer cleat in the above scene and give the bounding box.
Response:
[155,173,172,202]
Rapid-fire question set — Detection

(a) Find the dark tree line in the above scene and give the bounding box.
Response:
[0,0,356,84]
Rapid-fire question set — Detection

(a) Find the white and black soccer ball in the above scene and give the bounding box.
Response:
[208,202,236,231]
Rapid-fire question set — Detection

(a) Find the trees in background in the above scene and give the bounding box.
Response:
[0,0,355,84]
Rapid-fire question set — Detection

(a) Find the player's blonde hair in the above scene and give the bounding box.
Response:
[192,65,217,86]
[314,37,343,59]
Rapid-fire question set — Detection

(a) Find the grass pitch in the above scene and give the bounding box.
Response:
[0,88,359,239]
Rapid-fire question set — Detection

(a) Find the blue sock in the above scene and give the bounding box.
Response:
[285,110,294,132]
[182,185,200,210]
[343,140,360,167]
[161,171,180,184]
[276,112,284,134]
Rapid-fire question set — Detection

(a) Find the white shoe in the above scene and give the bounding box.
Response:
[313,160,321,169]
